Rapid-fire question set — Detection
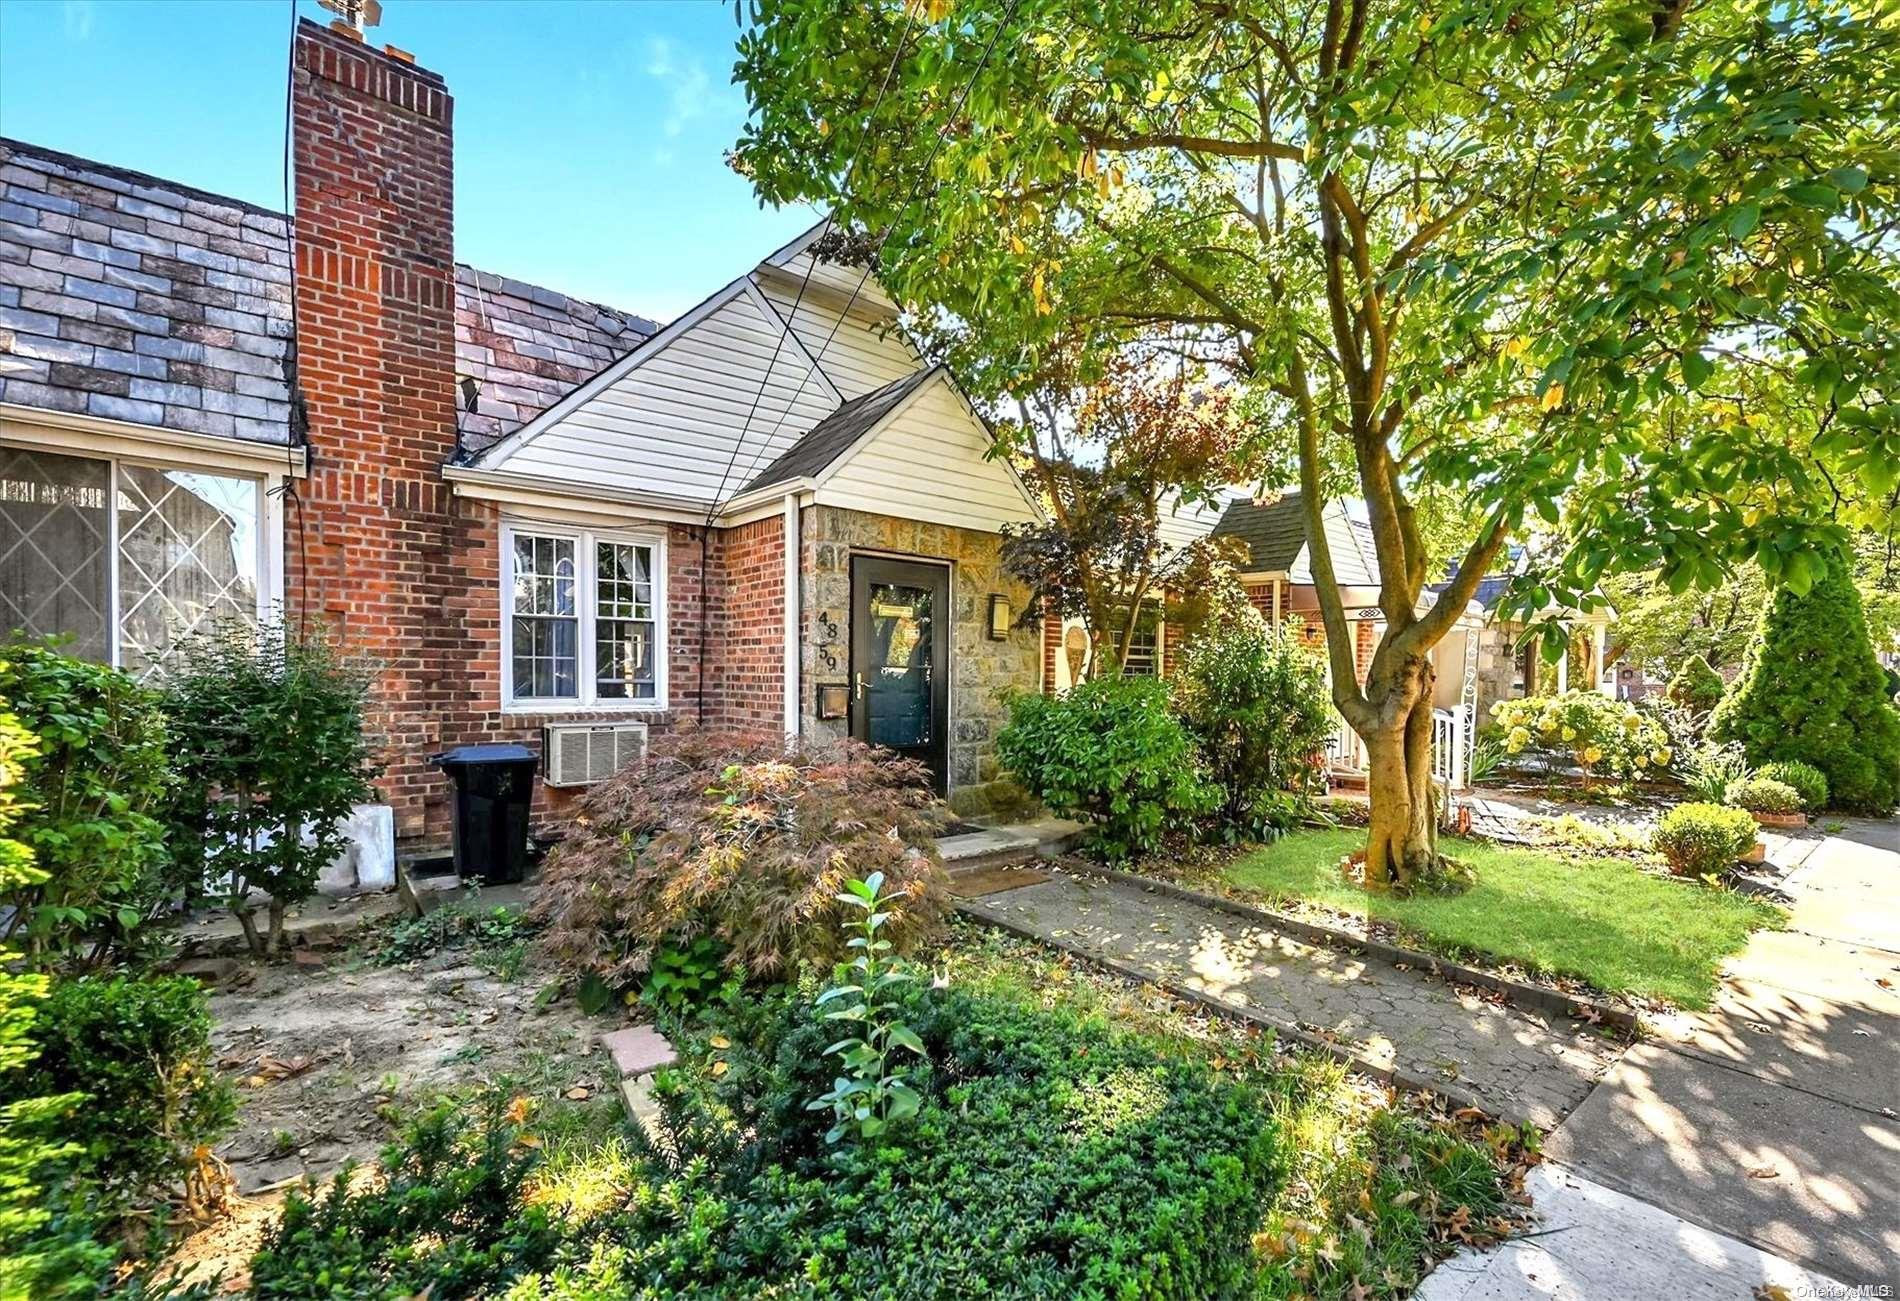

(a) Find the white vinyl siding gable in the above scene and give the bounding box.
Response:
[816,377,1040,533]
[757,277,923,400]
[492,290,838,504]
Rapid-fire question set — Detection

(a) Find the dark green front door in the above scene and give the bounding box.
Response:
[849,556,950,794]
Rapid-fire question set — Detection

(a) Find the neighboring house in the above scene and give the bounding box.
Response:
[0,21,1042,854]
[1433,553,1621,716]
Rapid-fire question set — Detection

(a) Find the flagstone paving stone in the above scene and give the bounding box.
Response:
[960,872,1626,1128]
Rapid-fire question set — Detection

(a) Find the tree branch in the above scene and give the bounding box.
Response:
[1075,125,1303,162]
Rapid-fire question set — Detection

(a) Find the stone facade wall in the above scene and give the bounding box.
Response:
[799,505,1040,794]
[1473,622,1521,721]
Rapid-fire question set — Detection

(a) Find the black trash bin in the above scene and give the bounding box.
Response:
[431,743,539,884]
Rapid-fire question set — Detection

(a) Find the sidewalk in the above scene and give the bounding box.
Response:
[959,870,1625,1128]
[1433,816,1899,1293]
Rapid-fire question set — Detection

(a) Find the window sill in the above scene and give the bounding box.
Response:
[500,701,669,718]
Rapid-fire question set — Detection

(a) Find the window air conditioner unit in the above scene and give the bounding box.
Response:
[543,721,648,787]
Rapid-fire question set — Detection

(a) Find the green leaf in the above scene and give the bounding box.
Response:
[1726,203,1760,239]
[575,973,614,1016]
[1680,349,1712,391]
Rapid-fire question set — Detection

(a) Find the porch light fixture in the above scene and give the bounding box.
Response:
[988,594,1011,640]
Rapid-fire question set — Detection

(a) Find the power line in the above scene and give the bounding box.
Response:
[721,0,1025,505]
[702,1,923,521]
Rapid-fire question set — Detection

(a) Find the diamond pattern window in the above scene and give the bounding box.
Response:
[116,466,260,676]
[0,448,261,673]
[0,447,110,662]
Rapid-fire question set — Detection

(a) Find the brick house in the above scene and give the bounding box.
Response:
[0,21,1042,858]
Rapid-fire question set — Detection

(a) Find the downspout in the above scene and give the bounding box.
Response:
[782,492,801,741]
[697,528,708,725]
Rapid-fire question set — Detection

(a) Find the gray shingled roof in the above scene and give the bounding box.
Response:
[743,366,937,493]
[453,265,658,456]
[1211,491,1382,586]
[0,140,658,461]
[0,138,295,442]
[1211,493,1308,572]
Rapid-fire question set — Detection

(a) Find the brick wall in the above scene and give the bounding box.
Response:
[288,20,470,839]
[284,23,726,848]
[704,514,786,731]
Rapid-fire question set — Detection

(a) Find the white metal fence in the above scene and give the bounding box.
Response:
[1328,704,1472,790]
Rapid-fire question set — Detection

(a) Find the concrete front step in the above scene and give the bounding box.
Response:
[937,817,1084,872]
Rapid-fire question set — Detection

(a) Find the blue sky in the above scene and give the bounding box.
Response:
[0,0,818,319]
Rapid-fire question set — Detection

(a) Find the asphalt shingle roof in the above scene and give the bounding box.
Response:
[1210,492,1309,572]
[742,366,937,493]
[1211,491,1383,586]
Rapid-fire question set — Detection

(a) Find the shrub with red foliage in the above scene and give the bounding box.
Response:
[532,729,949,987]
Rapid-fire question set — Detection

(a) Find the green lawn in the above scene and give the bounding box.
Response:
[1224,829,1782,1009]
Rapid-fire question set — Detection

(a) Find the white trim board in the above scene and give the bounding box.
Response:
[0,403,308,477]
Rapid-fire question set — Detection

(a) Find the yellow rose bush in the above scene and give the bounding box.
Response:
[1490,692,1671,781]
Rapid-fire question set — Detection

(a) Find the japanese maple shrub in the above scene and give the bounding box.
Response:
[532,729,948,993]
[0,640,173,968]
[1712,554,1900,812]
[998,674,1218,861]
[161,619,377,957]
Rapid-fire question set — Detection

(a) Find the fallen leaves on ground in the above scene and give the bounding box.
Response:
[239,1054,314,1088]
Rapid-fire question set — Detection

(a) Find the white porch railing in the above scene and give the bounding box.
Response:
[1328,704,1472,790]
[1328,711,1366,774]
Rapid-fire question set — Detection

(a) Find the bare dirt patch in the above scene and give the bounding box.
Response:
[165,940,608,1290]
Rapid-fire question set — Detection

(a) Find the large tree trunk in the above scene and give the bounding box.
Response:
[1362,691,1440,891]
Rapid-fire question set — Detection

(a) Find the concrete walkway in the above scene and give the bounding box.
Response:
[960,871,1625,1128]
[1416,1164,1848,1300]
[1431,816,1900,1293]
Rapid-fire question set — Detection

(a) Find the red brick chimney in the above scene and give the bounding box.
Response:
[288,20,468,840]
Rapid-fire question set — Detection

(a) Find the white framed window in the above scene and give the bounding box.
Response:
[1106,604,1164,678]
[0,443,270,676]
[502,522,665,710]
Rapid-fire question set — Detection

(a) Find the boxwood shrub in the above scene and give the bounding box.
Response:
[1723,777,1803,816]
[1652,802,1758,876]
[17,974,235,1219]
[1754,760,1829,813]
[997,674,1218,861]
